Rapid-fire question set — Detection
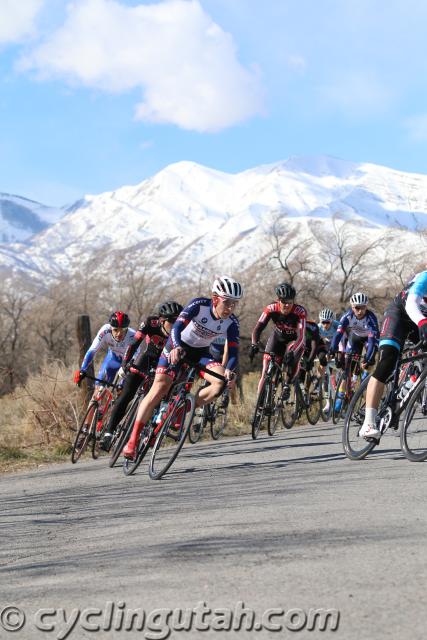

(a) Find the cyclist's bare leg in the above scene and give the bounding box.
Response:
[257,355,270,394]
[197,366,226,407]
[365,376,385,411]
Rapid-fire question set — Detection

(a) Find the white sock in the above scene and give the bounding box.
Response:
[365,408,377,425]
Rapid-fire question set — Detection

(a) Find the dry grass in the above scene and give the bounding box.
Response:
[0,369,278,474]
[0,362,82,473]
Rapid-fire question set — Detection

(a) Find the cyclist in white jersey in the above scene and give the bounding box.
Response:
[123,276,243,460]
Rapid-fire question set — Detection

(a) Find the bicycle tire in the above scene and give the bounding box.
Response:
[267,377,283,436]
[251,377,270,439]
[71,402,97,463]
[188,405,207,444]
[281,381,299,429]
[400,378,427,462]
[342,373,377,460]
[108,400,139,468]
[211,397,228,440]
[306,376,322,425]
[149,393,196,480]
[122,420,154,476]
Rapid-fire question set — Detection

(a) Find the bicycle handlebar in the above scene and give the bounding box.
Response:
[83,374,121,389]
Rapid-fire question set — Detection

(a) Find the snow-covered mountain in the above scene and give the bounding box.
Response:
[0,193,64,244]
[1,155,427,283]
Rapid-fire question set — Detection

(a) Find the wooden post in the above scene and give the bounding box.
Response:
[76,314,95,404]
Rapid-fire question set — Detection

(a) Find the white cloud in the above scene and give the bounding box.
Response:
[404,114,427,143]
[18,0,263,132]
[317,71,394,118]
[0,0,45,44]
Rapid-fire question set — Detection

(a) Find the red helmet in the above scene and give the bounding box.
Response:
[109,311,130,328]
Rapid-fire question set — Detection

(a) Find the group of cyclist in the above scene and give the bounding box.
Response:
[74,267,427,457]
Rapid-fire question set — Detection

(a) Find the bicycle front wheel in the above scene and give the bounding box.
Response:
[211,397,228,440]
[71,402,96,463]
[188,406,207,444]
[281,382,299,429]
[109,400,139,468]
[342,374,377,460]
[149,393,196,480]
[306,376,322,425]
[251,378,271,439]
[400,379,427,462]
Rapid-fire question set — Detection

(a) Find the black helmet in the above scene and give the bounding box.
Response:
[157,301,183,320]
[109,311,130,328]
[275,283,296,300]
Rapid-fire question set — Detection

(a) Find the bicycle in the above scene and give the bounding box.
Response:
[122,360,226,478]
[71,375,120,463]
[148,361,227,479]
[108,366,155,468]
[251,351,291,438]
[343,342,427,460]
[188,385,230,443]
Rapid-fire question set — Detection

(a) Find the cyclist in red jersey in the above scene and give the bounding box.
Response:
[250,283,307,400]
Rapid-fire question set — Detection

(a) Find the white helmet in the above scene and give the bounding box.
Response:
[350,292,369,306]
[319,308,334,321]
[212,275,243,300]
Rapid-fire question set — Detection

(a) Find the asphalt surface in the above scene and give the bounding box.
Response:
[1,420,427,640]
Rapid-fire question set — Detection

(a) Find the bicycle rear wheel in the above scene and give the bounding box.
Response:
[149,393,196,479]
[400,379,427,462]
[71,403,97,463]
[306,375,322,425]
[342,374,377,460]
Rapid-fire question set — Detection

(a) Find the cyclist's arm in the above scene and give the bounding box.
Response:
[330,315,349,352]
[289,312,306,354]
[80,325,108,371]
[225,321,240,372]
[170,300,199,348]
[365,312,380,361]
[251,305,273,344]
[405,272,427,326]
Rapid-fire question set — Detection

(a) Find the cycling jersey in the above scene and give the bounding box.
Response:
[331,309,379,361]
[252,302,307,353]
[209,335,227,362]
[396,271,427,325]
[318,319,339,343]
[123,315,168,366]
[171,297,239,370]
[81,324,137,372]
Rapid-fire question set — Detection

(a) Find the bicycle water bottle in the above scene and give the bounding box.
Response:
[399,374,417,399]
[335,379,345,412]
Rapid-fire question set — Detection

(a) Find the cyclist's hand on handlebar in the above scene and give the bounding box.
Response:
[169,346,185,364]
[249,344,259,361]
[73,370,86,386]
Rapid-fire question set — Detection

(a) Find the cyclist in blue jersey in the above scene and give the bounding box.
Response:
[360,271,427,440]
[318,308,339,349]
[330,293,379,368]
[123,276,243,459]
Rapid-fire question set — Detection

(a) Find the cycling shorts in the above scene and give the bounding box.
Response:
[156,338,221,380]
[379,300,419,351]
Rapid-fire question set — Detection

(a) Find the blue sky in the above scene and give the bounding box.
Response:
[1,0,427,205]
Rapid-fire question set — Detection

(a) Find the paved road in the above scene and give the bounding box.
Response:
[1,421,427,639]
